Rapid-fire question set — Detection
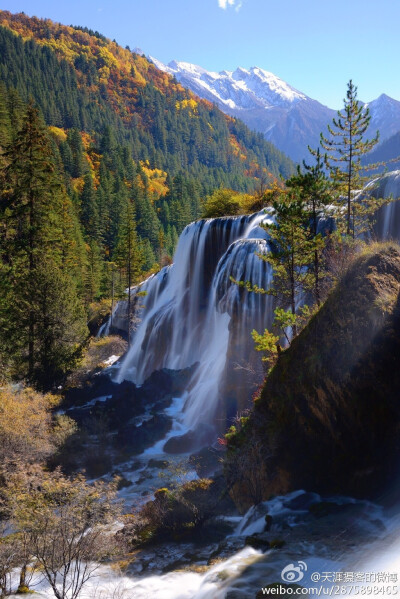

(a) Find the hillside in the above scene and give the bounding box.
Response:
[364,130,400,173]
[0,10,294,195]
[151,60,400,164]
[225,244,400,511]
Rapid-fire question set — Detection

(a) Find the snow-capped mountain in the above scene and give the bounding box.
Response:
[151,58,400,164]
[151,59,306,111]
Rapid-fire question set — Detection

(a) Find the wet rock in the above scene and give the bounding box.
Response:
[269,538,285,549]
[164,423,215,454]
[244,533,270,550]
[283,491,320,511]
[116,414,172,454]
[148,459,169,469]
[128,461,142,471]
[116,475,133,490]
[264,514,273,531]
[208,537,245,563]
[308,501,353,518]
[140,364,198,404]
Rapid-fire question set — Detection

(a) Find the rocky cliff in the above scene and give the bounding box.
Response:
[225,243,400,511]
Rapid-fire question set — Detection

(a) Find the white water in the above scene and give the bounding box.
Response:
[115,210,275,435]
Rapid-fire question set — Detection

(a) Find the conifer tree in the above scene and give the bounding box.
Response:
[0,101,86,387]
[113,199,144,346]
[286,149,332,305]
[260,194,314,336]
[80,173,99,241]
[320,80,379,236]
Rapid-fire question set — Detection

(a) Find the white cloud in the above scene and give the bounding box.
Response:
[218,0,243,11]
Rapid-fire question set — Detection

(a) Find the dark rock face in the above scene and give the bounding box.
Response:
[163,423,215,454]
[226,244,400,510]
[60,365,197,470]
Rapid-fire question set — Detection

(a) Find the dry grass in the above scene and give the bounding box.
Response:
[66,336,127,388]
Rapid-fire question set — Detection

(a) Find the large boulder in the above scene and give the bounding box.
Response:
[226,243,400,511]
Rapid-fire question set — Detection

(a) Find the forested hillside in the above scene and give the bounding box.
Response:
[0,11,293,195]
[0,10,294,390]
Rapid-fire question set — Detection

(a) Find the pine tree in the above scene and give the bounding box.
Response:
[320,80,379,236]
[0,82,11,152]
[261,194,314,336]
[286,149,332,305]
[26,259,87,388]
[0,101,87,387]
[66,128,85,178]
[84,239,103,304]
[113,199,144,346]
[80,173,99,241]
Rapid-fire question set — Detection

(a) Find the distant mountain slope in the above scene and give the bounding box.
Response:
[152,59,400,165]
[363,129,400,174]
[364,94,400,142]
[0,10,294,193]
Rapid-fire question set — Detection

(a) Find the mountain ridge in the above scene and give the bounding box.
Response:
[152,58,400,164]
[0,10,294,193]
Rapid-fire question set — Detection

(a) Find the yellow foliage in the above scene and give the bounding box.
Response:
[176,98,198,114]
[0,386,54,466]
[80,132,94,150]
[229,135,247,161]
[71,177,85,194]
[140,161,168,197]
[48,126,67,142]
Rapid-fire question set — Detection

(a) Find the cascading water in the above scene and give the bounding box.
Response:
[366,170,400,240]
[115,210,275,439]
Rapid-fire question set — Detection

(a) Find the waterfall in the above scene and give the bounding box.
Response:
[365,170,400,240]
[115,210,275,435]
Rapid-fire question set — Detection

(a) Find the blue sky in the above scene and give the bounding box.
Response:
[1,0,399,107]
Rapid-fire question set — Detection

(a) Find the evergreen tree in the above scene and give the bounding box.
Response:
[80,173,99,241]
[286,149,332,305]
[113,199,144,346]
[27,259,87,388]
[0,82,11,152]
[66,128,85,178]
[261,194,314,336]
[84,240,103,304]
[320,80,379,236]
[0,100,87,387]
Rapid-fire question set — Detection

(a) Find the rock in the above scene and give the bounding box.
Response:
[308,501,352,518]
[116,414,172,454]
[283,491,320,511]
[226,244,400,509]
[264,514,273,531]
[244,533,270,550]
[148,459,169,469]
[189,446,223,477]
[116,476,133,490]
[269,538,285,549]
[128,461,142,471]
[163,423,216,454]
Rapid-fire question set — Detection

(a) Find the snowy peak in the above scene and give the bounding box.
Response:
[151,58,307,110]
[231,66,306,105]
[150,56,400,164]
